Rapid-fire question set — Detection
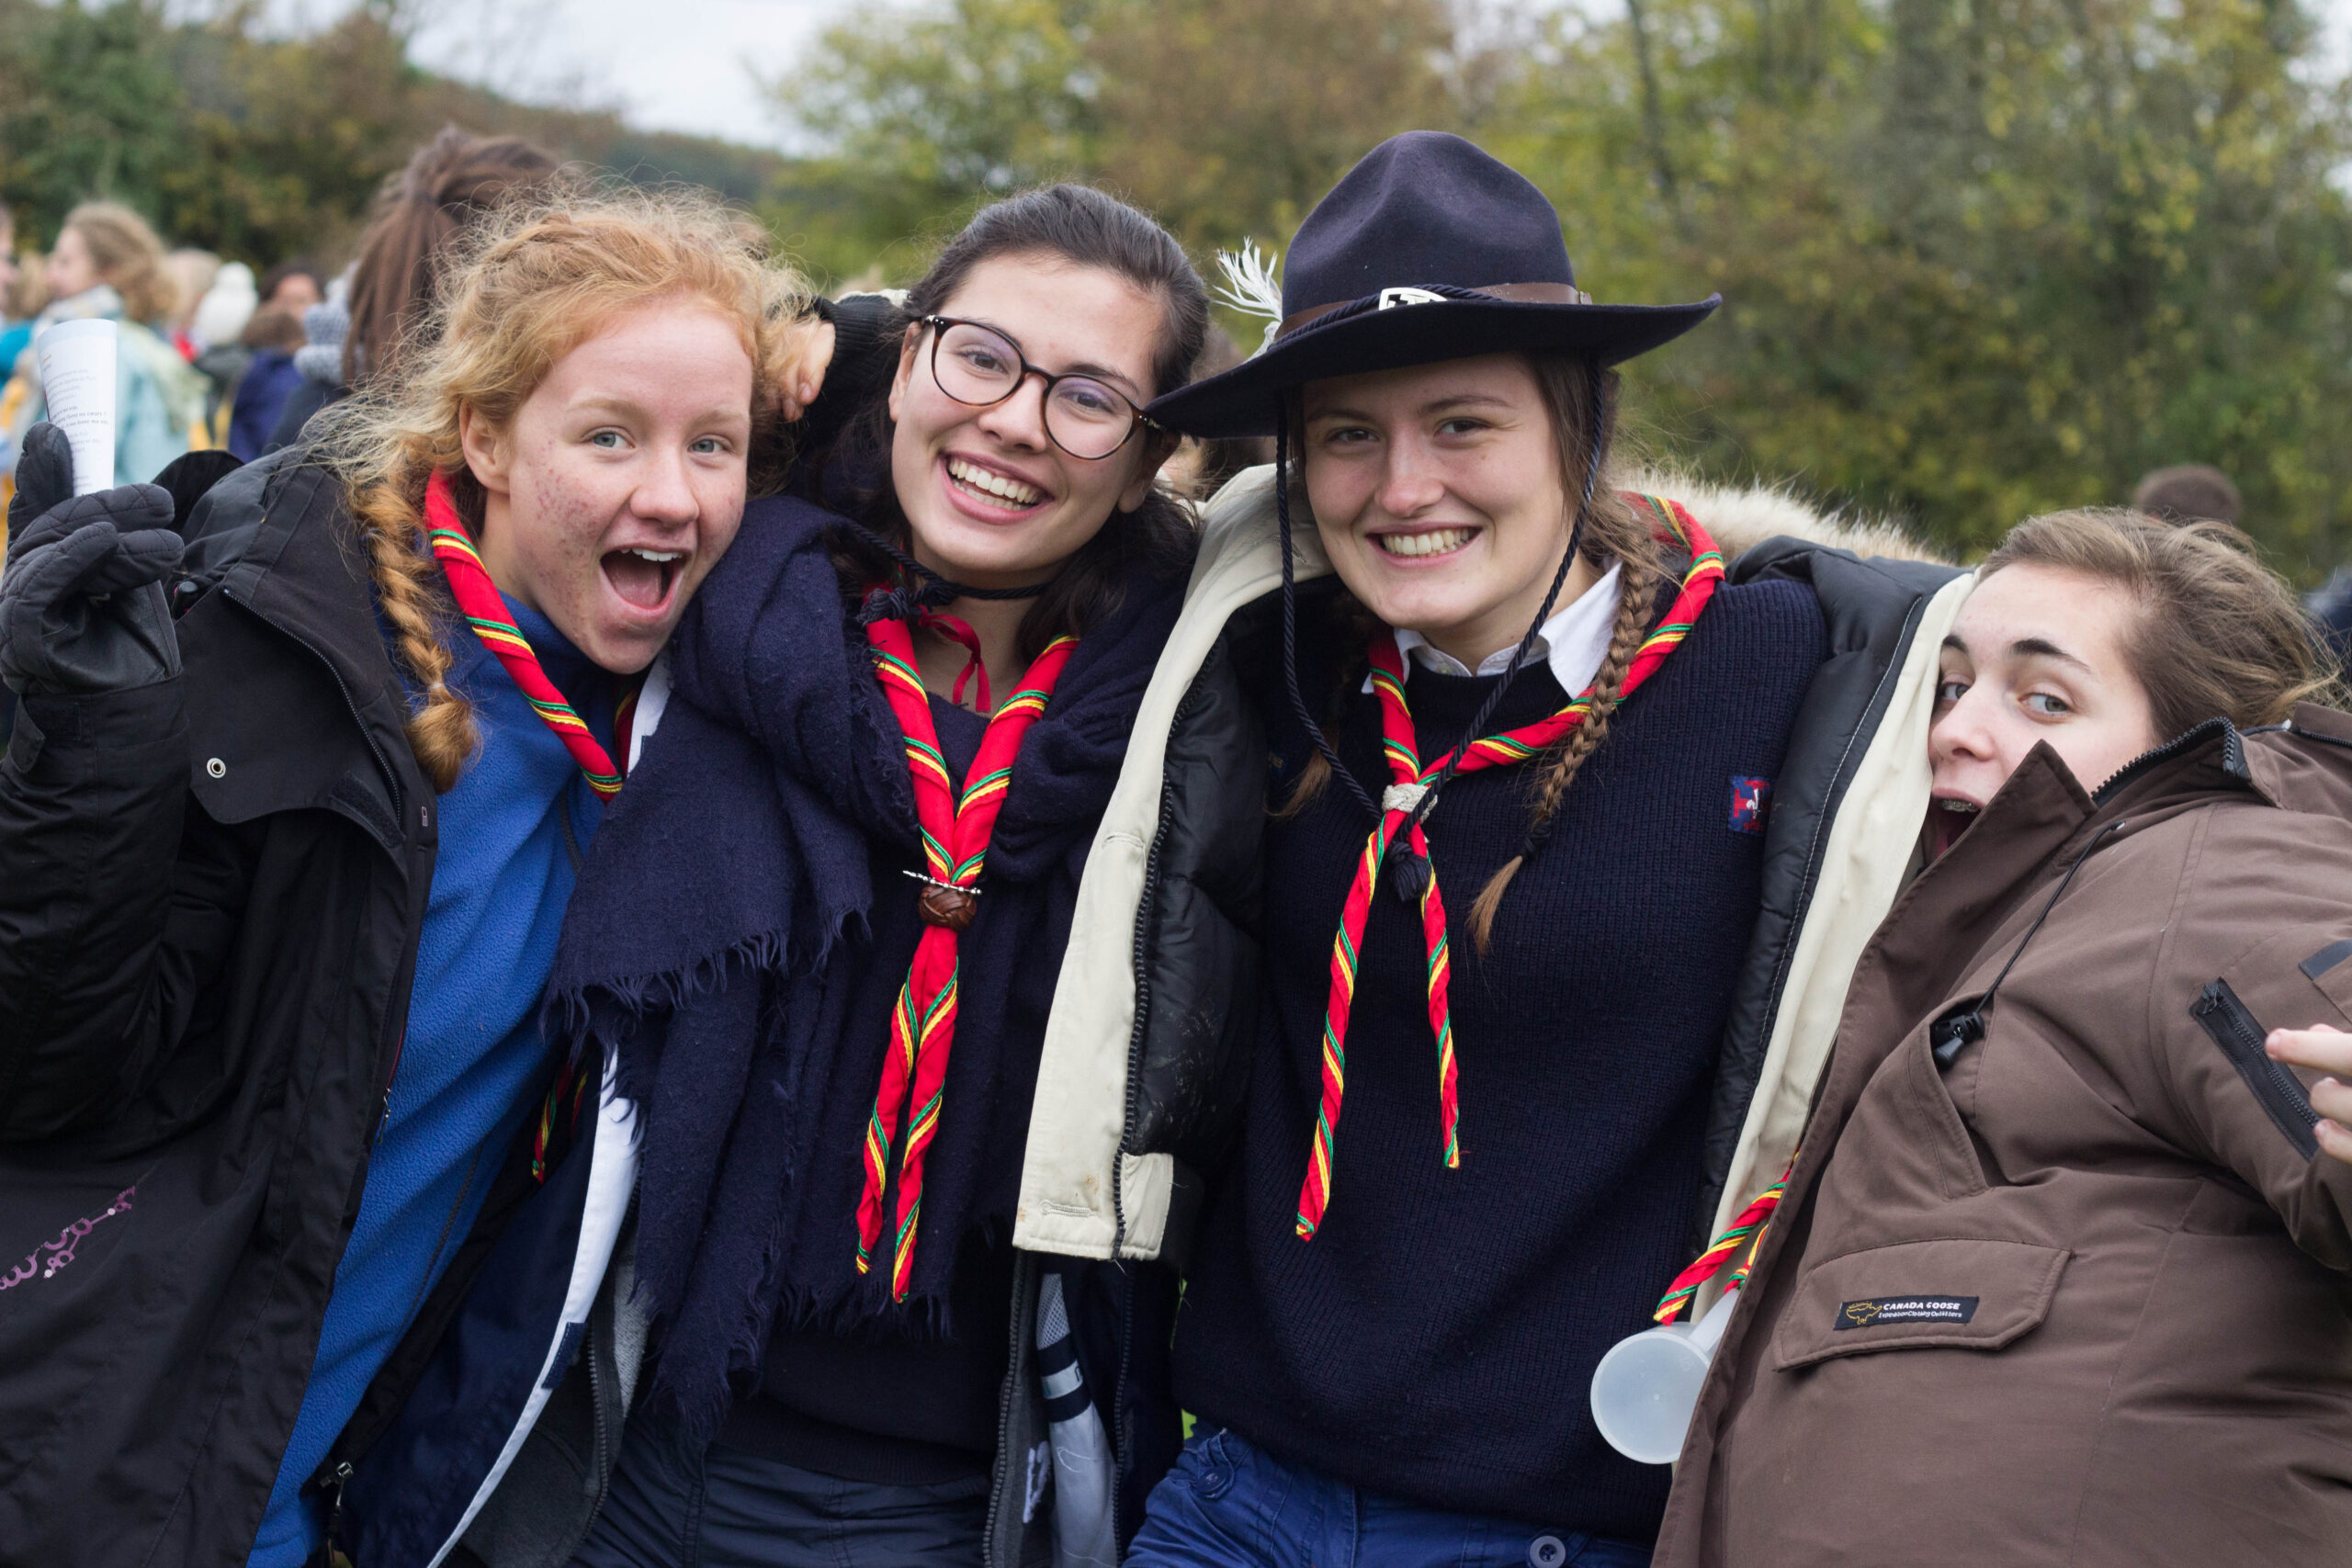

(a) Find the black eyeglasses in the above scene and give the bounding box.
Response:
[921,315,1162,461]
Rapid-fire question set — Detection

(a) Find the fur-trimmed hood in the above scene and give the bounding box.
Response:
[1632,470,1954,569]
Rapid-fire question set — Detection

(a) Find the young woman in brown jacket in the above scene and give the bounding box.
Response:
[1654,508,2352,1568]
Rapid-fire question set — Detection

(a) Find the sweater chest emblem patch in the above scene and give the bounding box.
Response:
[1729,775,1774,834]
[1836,1294,1979,1330]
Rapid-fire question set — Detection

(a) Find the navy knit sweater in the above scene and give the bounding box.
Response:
[1173,576,1827,1538]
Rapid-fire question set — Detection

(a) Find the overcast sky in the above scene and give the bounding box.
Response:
[268,0,2352,153]
[400,0,852,148]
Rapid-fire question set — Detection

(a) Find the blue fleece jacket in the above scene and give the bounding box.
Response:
[247,597,608,1567]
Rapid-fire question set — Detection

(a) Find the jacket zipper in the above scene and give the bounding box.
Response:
[2093,716,2246,806]
[1114,676,1202,1253]
[981,1252,1031,1567]
[224,581,417,1140]
[313,1460,352,1565]
[2191,979,2322,1159]
[242,582,434,1510]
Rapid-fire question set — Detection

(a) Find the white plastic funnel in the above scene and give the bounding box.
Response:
[35,318,118,495]
[1589,1287,1736,1464]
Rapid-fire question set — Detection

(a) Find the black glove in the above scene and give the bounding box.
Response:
[1,423,183,696]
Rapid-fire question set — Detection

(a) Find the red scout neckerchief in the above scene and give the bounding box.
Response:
[424,469,633,802]
[425,469,643,1181]
[1294,497,1725,1243]
[854,604,1079,1299]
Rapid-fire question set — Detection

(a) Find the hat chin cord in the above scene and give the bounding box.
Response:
[1274,363,1611,858]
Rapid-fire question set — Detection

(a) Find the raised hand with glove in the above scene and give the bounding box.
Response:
[1,421,182,696]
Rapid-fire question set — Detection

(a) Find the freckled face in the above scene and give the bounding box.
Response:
[462,298,754,674]
[1926,563,2161,855]
[47,227,97,299]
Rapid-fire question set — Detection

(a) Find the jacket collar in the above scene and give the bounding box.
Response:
[209,457,431,827]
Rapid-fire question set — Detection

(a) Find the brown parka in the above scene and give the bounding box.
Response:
[1655,706,2352,1568]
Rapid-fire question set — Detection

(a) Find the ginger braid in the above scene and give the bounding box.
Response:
[1464,546,1659,954]
[354,474,478,792]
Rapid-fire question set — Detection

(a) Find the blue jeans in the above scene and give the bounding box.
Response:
[1126,1427,1652,1568]
[569,1411,988,1568]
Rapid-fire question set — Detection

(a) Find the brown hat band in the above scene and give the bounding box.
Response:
[1275,281,1595,342]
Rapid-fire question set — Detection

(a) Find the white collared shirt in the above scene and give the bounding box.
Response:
[1369,561,1625,698]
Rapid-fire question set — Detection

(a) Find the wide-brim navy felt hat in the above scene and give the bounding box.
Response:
[1148,131,1720,440]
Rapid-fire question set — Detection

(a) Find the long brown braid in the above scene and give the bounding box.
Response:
[1460,356,1664,953]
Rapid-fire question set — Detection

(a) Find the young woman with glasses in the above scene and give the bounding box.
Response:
[540,185,1212,1567]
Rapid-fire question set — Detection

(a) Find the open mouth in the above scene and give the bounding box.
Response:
[1929,795,1981,859]
[944,455,1048,513]
[601,547,685,613]
[1372,526,1481,560]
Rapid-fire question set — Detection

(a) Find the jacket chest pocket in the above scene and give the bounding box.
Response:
[1771,1236,2072,1371]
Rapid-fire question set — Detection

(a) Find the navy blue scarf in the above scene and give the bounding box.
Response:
[545,495,1182,1436]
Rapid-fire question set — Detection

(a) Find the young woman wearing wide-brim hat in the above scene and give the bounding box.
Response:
[993,130,1969,1564]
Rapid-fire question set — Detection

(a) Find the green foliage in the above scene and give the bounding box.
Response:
[0,0,797,267]
[769,0,2352,570]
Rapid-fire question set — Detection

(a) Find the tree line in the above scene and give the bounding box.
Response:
[6,0,2351,566]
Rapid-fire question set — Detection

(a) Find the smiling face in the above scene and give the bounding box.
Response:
[1299,354,1597,667]
[1927,562,2162,854]
[47,226,96,299]
[460,296,754,674]
[887,252,1167,588]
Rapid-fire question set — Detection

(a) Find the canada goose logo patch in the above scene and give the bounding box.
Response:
[1729,776,1773,834]
[1836,1295,1978,1330]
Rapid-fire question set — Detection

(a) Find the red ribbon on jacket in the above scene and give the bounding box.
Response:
[855,608,1079,1300]
[423,469,626,802]
[1295,498,1725,1242]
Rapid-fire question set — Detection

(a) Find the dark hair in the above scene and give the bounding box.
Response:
[824,184,1210,660]
[257,256,325,307]
[239,304,306,353]
[344,127,562,386]
[1168,325,1276,499]
[2132,464,2241,528]
[1280,353,1666,953]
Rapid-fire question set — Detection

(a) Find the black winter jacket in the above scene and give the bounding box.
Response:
[0,449,444,1565]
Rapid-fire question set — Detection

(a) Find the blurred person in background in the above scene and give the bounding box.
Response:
[266,126,561,455]
[227,304,306,460]
[1655,510,2352,1568]
[259,256,327,313]
[0,210,36,513]
[191,261,261,446]
[163,245,221,358]
[2133,462,2241,527]
[5,202,208,485]
[0,185,826,1568]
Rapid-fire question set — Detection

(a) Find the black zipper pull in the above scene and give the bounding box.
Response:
[311,1460,353,1567]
